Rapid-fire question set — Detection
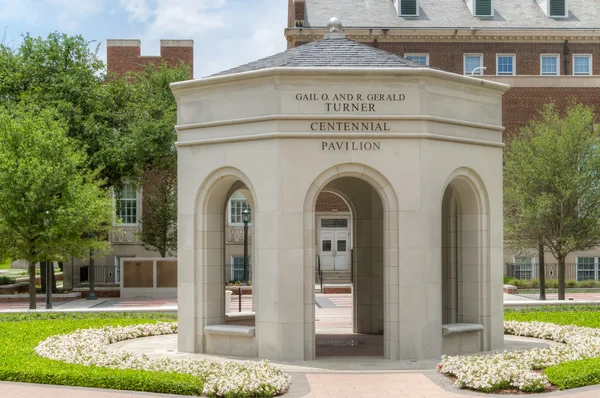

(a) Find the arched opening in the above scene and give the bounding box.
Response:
[304,164,399,360]
[192,168,258,357]
[441,170,492,355]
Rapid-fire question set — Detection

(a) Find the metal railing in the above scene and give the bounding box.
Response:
[316,254,323,291]
[505,263,579,281]
[80,264,119,284]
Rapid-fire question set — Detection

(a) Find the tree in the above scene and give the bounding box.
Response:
[136,167,177,257]
[504,103,600,300]
[0,106,114,309]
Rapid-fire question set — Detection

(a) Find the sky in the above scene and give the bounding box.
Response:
[0,0,289,78]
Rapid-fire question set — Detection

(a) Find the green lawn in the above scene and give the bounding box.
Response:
[0,258,10,270]
[505,305,600,390]
[0,313,203,396]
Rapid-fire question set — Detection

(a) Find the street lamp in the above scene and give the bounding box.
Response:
[470,66,486,76]
[242,208,251,284]
[87,232,97,300]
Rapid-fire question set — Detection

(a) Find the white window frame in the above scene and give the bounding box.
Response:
[227,196,251,226]
[464,53,484,75]
[113,182,140,226]
[576,256,599,282]
[512,255,535,279]
[496,54,516,76]
[540,54,560,76]
[404,53,429,66]
[572,54,592,76]
[230,255,252,282]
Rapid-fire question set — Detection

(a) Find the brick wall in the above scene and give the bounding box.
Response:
[107,39,193,78]
[315,191,350,212]
[503,87,600,137]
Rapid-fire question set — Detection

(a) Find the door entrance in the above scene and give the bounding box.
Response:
[318,216,350,271]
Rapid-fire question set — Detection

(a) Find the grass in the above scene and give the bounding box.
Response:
[0,258,10,270]
[505,305,600,390]
[0,312,203,396]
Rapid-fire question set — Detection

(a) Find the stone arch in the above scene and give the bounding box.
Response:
[303,163,399,360]
[440,167,492,353]
[193,166,258,355]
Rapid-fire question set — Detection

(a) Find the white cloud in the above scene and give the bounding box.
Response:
[46,0,106,32]
[0,0,41,25]
[120,0,151,23]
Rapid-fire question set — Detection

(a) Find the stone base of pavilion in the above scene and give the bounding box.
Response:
[108,333,562,372]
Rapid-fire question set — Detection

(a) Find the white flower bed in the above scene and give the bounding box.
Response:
[35,322,290,397]
[438,321,600,392]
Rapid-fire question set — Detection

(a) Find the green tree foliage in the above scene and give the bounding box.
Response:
[0,107,114,309]
[504,103,600,300]
[0,32,189,187]
[136,168,177,257]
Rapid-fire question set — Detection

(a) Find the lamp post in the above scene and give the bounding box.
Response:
[470,66,486,76]
[45,260,52,310]
[242,209,251,284]
[87,232,97,300]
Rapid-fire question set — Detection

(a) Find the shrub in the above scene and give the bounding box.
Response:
[531,279,540,288]
[545,358,600,389]
[566,279,577,288]
[580,280,598,288]
[546,279,559,288]
[0,275,16,285]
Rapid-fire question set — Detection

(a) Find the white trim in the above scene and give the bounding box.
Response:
[572,54,592,76]
[404,53,429,65]
[496,53,516,76]
[463,53,484,75]
[540,54,560,76]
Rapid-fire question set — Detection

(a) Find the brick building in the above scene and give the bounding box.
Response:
[286,0,600,281]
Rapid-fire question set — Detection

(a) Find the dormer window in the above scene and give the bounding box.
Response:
[395,0,419,17]
[536,0,568,18]
[465,0,494,17]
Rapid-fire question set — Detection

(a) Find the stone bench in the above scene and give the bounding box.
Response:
[204,325,255,357]
[442,323,483,355]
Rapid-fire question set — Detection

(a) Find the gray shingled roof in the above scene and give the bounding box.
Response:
[304,0,600,29]
[209,35,426,77]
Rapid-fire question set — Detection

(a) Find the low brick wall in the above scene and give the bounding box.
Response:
[503,284,518,294]
[0,282,29,294]
[0,293,80,303]
[228,287,252,296]
[75,288,120,298]
[323,286,352,294]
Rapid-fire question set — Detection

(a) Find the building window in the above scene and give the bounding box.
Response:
[474,0,493,17]
[512,256,534,279]
[548,0,568,18]
[397,0,419,17]
[573,55,592,76]
[496,54,515,76]
[228,192,250,226]
[115,183,138,225]
[541,55,560,76]
[230,256,252,282]
[405,53,429,65]
[577,257,598,281]
[464,54,483,75]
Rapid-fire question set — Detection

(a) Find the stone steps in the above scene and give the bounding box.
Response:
[321,271,351,284]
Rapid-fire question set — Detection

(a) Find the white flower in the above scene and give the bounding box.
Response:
[438,321,600,392]
[35,322,290,397]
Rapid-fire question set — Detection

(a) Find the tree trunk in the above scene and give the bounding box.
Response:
[538,242,546,300]
[28,261,36,310]
[558,255,566,300]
